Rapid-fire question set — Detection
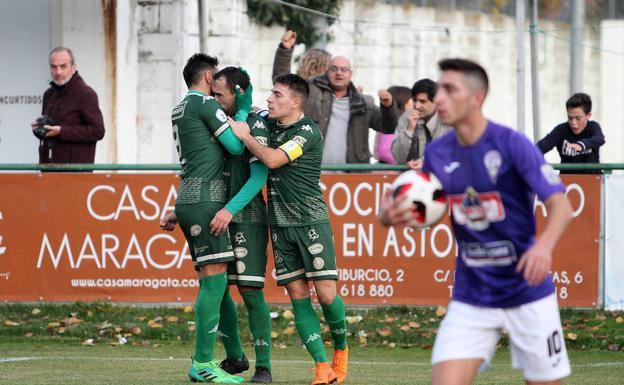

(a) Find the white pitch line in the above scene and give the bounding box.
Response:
[1,356,622,368]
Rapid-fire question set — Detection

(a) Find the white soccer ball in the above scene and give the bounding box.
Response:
[390,170,447,229]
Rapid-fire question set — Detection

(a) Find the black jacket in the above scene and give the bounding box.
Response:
[536,121,605,174]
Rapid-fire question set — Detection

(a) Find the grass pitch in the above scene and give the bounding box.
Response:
[0,338,622,385]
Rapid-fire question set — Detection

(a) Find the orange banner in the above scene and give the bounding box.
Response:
[0,173,600,307]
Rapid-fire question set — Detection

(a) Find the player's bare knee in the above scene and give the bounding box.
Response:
[197,263,228,278]
[314,280,337,305]
[285,279,310,300]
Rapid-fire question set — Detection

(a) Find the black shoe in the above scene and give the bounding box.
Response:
[219,355,250,375]
[250,366,272,383]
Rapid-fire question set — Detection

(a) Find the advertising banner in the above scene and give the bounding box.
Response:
[0,173,600,307]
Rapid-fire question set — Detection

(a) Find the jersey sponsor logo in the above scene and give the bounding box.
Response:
[235,231,246,244]
[190,224,202,236]
[540,164,562,186]
[307,229,320,241]
[256,136,268,146]
[460,240,517,267]
[236,261,246,274]
[313,257,325,270]
[483,150,502,184]
[234,247,248,258]
[279,140,303,161]
[308,243,324,255]
[252,120,266,129]
[443,161,460,174]
[215,109,227,123]
[448,188,505,231]
[171,100,188,120]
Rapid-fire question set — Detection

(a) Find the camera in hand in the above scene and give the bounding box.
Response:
[34,115,56,140]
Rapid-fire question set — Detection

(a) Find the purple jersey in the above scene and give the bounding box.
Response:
[423,121,565,308]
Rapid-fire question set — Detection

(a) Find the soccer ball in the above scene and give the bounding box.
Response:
[391,170,447,228]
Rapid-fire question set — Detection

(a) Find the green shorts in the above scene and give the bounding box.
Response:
[271,223,338,286]
[227,223,269,288]
[176,203,234,271]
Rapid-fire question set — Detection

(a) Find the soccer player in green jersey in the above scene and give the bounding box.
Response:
[160,54,251,384]
[209,66,273,383]
[229,74,349,385]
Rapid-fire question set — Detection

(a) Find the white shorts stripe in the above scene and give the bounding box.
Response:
[236,275,265,283]
[276,268,305,281]
[228,275,237,280]
[196,251,234,263]
[305,270,338,278]
[214,123,229,137]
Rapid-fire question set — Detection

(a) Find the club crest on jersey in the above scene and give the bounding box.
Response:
[292,135,307,146]
[448,187,505,231]
[215,109,227,123]
[307,229,319,241]
[483,150,502,184]
[256,136,268,146]
[234,247,248,258]
[235,231,246,244]
[313,257,325,270]
[236,261,246,274]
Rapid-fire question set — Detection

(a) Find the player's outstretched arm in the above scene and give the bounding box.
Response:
[216,127,245,156]
[516,192,572,286]
[228,118,290,169]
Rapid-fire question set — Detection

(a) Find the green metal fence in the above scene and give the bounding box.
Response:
[0,163,622,172]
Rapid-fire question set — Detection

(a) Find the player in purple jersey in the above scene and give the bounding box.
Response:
[380,58,573,385]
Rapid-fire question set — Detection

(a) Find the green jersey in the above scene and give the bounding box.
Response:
[224,112,269,225]
[171,90,230,205]
[267,115,330,227]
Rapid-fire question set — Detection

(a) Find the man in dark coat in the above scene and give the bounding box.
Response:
[31,47,105,164]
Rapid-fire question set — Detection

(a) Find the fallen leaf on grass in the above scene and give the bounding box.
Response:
[408,322,420,329]
[31,308,41,316]
[24,332,33,337]
[399,325,411,332]
[566,333,578,341]
[384,316,396,323]
[607,343,620,351]
[282,310,294,320]
[345,315,362,324]
[271,331,279,339]
[377,326,392,337]
[435,306,446,317]
[616,316,623,324]
[82,338,95,346]
[183,306,193,313]
[4,320,20,327]
[166,316,179,323]
[47,322,61,329]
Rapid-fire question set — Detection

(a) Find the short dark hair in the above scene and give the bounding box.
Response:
[183,53,219,88]
[273,73,309,102]
[411,79,438,102]
[213,66,250,95]
[566,92,592,114]
[438,58,489,95]
[387,86,412,112]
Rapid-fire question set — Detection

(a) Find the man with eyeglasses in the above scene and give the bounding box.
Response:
[273,29,399,165]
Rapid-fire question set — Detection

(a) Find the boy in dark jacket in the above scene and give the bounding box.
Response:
[537,93,604,174]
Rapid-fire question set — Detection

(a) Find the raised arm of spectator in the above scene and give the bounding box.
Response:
[368,89,399,134]
[391,110,416,163]
[576,121,606,151]
[272,30,297,80]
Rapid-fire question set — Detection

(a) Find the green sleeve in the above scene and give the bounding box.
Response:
[224,161,268,215]
[217,128,245,156]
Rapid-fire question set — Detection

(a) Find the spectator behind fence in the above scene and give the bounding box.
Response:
[273,30,331,80]
[373,86,413,164]
[31,47,105,165]
[391,79,452,170]
[273,29,399,165]
[536,93,605,174]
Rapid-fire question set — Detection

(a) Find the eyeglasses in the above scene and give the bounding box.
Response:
[328,66,351,73]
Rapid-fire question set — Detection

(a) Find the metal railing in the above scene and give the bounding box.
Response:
[0,163,622,172]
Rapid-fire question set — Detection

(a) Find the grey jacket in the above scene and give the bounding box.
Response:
[272,45,399,163]
[391,109,452,163]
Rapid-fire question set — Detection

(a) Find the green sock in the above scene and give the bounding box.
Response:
[194,273,228,363]
[291,297,327,363]
[242,290,272,370]
[218,287,245,360]
[320,295,347,350]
